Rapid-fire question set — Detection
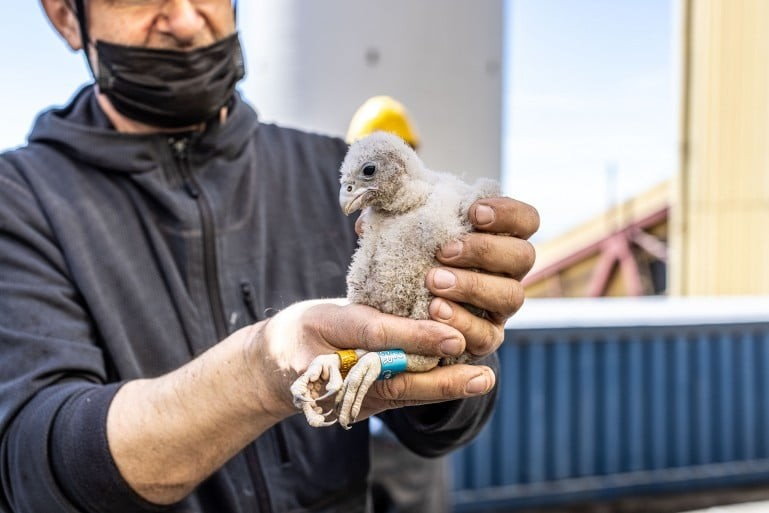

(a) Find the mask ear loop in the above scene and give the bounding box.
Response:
[73,0,89,46]
[72,0,98,82]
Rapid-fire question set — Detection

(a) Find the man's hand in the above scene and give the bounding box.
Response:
[427,197,539,358]
[250,300,497,422]
[109,298,493,506]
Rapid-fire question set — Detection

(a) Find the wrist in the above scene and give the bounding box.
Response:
[239,321,296,422]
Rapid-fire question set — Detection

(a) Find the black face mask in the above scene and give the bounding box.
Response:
[94,33,246,128]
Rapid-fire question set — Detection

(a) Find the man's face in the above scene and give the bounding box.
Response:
[83,0,236,50]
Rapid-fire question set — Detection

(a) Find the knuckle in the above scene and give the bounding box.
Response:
[380,376,408,401]
[494,325,505,346]
[500,281,524,316]
[510,210,522,232]
[475,326,503,356]
[358,319,387,348]
[355,323,369,346]
[299,304,322,326]
[519,241,537,271]
[510,282,525,311]
[463,270,482,299]
[458,309,475,335]
[444,305,473,342]
[419,321,439,340]
[504,284,518,313]
[528,205,541,233]
[418,323,443,352]
[438,376,460,398]
[515,203,540,239]
[472,235,493,261]
[301,307,328,339]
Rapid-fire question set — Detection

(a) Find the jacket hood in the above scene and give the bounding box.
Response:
[27,85,259,174]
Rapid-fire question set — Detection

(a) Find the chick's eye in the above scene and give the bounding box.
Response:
[346,185,353,192]
[362,164,376,177]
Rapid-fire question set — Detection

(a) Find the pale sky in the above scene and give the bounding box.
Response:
[504,0,677,240]
[0,1,676,242]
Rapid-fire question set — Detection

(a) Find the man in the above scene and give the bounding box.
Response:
[0,1,539,512]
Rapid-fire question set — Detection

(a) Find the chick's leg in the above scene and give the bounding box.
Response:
[336,352,382,429]
[335,352,443,429]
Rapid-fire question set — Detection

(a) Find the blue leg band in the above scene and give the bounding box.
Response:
[377,350,408,380]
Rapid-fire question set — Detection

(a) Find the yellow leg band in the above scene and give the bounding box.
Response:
[336,350,358,378]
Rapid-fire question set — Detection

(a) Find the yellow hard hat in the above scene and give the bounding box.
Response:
[345,95,421,149]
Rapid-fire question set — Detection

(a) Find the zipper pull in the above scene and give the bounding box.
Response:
[169,136,189,158]
[241,281,259,321]
[169,136,200,198]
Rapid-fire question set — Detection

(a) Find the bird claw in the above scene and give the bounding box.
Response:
[302,402,337,428]
[292,350,384,429]
[291,354,345,426]
[314,388,339,403]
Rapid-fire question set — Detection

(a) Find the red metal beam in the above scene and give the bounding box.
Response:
[523,207,669,287]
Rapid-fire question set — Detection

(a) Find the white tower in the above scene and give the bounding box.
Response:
[239,0,504,182]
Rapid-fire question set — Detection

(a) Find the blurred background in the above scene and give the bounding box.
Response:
[3,0,769,511]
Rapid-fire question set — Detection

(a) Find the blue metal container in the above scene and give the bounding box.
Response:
[451,297,769,512]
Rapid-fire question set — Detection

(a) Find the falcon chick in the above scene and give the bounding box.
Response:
[291,131,499,428]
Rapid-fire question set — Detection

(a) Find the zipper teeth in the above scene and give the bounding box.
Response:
[191,173,229,339]
[245,443,273,512]
[171,138,272,512]
[175,142,229,340]
[273,424,290,464]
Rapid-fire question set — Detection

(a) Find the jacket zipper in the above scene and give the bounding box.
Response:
[245,444,273,512]
[241,285,291,463]
[169,137,273,512]
[170,136,229,340]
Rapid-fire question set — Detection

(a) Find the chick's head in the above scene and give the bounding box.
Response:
[339,131,424,215]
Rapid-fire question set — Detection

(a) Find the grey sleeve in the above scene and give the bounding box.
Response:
[0,168,167,513]
[378,352,500,458]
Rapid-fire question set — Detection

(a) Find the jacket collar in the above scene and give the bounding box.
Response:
[28,85,259,174]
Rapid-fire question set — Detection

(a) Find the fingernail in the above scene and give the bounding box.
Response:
[434,300,453,320]
[466,374,490,395]
[433,269,456,289]
[475,205,495,225]
[440,338,463,357]
[440,241,463,258]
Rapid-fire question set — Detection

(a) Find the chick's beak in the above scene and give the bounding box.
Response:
[339,185,377,215]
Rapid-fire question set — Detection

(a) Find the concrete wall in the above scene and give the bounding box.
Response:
[239,0,504,182]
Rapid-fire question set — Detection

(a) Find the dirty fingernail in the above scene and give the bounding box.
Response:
[440,338,463,356]
[434,300,453,320]
[440,241,463,258]
[433,269,456,289]
[475,205,495,225]
[466,374,490,394]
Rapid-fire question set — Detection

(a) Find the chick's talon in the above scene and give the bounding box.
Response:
[302,401,337,428]
[290,354,345,422]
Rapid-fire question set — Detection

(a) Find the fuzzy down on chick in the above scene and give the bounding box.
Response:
[290,131,500,428]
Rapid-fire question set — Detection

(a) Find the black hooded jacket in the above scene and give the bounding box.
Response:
[0,87,498,513]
